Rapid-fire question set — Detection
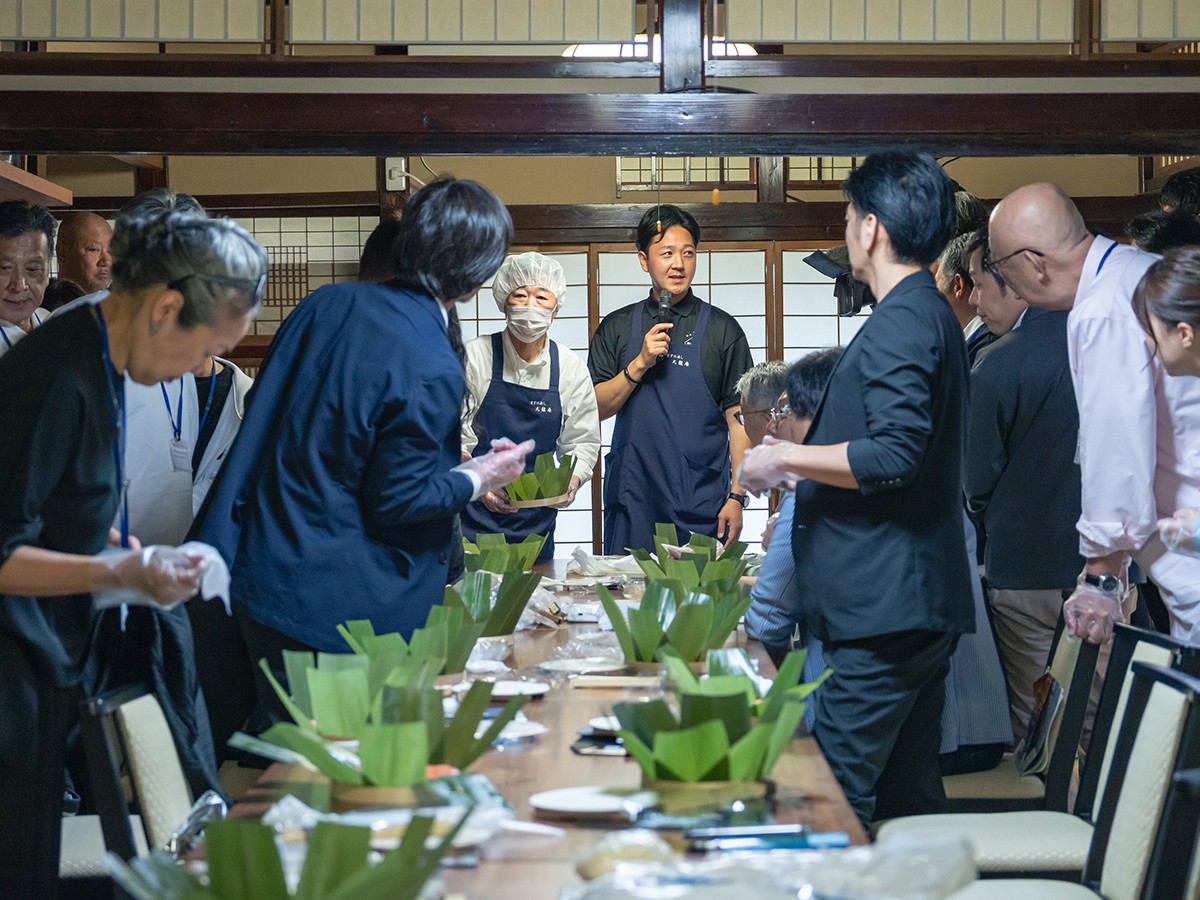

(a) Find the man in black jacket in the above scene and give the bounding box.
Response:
[963,230,1083,740]
[740,151,975,825]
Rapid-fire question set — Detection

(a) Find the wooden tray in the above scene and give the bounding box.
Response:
[507,492,570,509]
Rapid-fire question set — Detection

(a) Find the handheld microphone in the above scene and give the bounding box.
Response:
[657,289,672,362]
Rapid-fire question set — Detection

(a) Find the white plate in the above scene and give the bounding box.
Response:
[449,679,551,699]
[476,719,549,741]
[587,715,621,734]
[529,785,655,816]
[537,658,625,674]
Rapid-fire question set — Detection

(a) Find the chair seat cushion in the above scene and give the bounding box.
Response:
[876,811,1093,872]
[951,879,1096,898]
[943,755,1045,800]
[59,814,149,878]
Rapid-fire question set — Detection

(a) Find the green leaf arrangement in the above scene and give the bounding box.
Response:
[443,569,544,638]
[462,532,547,574]
[611,648,825,784]
[634,523,750,592]
[596,579,753,663]
[105,815,460,900]
[505,451,574,502]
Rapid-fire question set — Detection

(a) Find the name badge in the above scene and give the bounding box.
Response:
[169,438,192,473]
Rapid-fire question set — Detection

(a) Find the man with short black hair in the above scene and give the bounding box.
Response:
[588,204,754,553]
[741,151,975,824]
[1160,166,1200,219]
[0,200,54,356]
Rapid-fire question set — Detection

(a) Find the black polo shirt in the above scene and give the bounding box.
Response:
[587,290,754,411]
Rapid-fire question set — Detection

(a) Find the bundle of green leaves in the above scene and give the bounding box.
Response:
[612,648,823,784]
[463,532,547,574]
[504,451,574,502]
[597,579,753,663]
[630,523,749,591]
[243,651,526,788]
[106,816,458,900]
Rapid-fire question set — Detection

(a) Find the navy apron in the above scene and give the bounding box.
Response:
[603,298,729,554]
[460,332,564,560]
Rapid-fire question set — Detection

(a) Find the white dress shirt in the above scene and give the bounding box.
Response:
[461,329,600,484]
[0,308,46,358]
[1068,236,1200,642]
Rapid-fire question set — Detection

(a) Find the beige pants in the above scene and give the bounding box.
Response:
[988,586,1138,750]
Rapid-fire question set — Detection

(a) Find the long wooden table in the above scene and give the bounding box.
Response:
[234,567,868,898]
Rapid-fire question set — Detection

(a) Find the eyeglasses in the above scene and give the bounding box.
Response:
[983,246,1045,280]
[170,271,268,307]
[735,404,791,426]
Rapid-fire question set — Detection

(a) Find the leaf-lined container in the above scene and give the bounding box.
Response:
[634,523,750,592]
[505,451,574,507]
[463,532,547,574]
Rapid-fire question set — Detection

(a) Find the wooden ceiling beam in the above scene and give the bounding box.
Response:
[0,159,72,206]
[3,90,1199,157]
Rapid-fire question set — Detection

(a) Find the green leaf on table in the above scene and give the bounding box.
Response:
[661,557,702,591]
[308,665,370,739]
[337,620,376,654]
[597,583,637,663]
[686,532,721,556]
[680,691,752,744]
[282,650,315,720]
[205,820,289,900]
[453,570,494,623]
[762,697,807,778]
[505,471,541,502]
[616,728,656,777]
[659,649,701,693]
[258,723,364,784]
[706,589,753,650]
[293,821,372,900]
[462,694,529,768]
[378,684,445,759]
[706,648,759,682]
[653,720,731,783]
[463,531,546,573]
[324,815,462,900]
[727,725,772,782]
[628,606,667,662]
[665,600,714,661]
[693,675,759,706]
[358,722,429,787]
[654,523,680,567]
[612,698,679,749]
[632,548,667,580]
[105,850,222,900]
[482,570,542,636]
[258,658,317,734]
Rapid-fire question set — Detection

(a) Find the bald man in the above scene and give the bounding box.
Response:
[55,212,112,294]
[989,183,1200,647]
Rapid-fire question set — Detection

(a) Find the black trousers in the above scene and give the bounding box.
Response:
[236,612,319,735]
[813,629,958,826]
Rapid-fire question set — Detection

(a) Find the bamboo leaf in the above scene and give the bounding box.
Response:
[661,557,701,591]
[652,721,731,783]
[628,607,666,662]
[726,726,771,782]
[654,523,679,566]
[258,723,364,784]
[294,822,372,900]
[762,697,806,778]
[358,722,429,787]
[482,570,542,636]
[616,729,656,777]
[659,649,701,694]
[506,471,541,502]
[257,658,317,733]
[706,648,759,682]
[759,649,808,723]
[378,684,445,760]
[664,601,714,661]
[205,820,289,900]
[308,666,371,739]
[597,584,637,663]
[612,699,678,749]
[438,681,502,768]
[339,620,377,654]
[324,815,461,900]
[632,548,667,580]
[457,570,494,622]
[463,695,529,768]
[680,691,752,744]
[282,650,316,720]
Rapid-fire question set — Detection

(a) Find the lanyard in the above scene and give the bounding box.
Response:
[0,310,39,348]
[160,379,184,441]
[1096,240,1118,276]
[196,358,218,436]
[0,328,10,349]
[94,305,129,548]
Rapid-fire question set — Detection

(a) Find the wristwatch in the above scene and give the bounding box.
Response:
[1083,572,1121,595]
[727,491,749,509]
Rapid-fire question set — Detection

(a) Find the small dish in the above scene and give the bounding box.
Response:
[477,719,549,741]
[529,785,655,818]
[587,715,621,735]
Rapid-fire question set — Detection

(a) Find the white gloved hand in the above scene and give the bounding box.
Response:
[466,438,536,495]
[1063,582,1125,645]
[738,436,798,495]
[100,545,208,609]
[1158,508,1200,557]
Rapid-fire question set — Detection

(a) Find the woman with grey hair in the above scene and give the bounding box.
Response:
[460,251,600,560]
[0,206,265,898]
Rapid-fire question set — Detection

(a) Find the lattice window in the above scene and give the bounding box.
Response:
[787,156,859,188]
[616,156,756,195]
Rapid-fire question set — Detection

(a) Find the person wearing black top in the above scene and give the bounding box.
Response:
[0,208,266,897]
[740,152,975,825]
[587,205,754,554]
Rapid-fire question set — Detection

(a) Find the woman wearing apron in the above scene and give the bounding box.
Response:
[460,253,600,561]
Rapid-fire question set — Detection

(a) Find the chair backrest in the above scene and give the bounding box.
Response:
[1076,624,1200,819]
[79,686,195,860]
[1141,766,1200,900]
[1081,662,1200,900]
[1040,620,1101,809]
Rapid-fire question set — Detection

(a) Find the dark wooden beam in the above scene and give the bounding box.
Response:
[0,52,659,79]
[660,0,703,94]
[5,90,1200,157]
[706,54,1200,79]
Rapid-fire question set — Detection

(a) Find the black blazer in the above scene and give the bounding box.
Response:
[965,307,1083,590]
[791,270,975,643]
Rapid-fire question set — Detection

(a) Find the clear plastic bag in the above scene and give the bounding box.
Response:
[1159,508,1200,557]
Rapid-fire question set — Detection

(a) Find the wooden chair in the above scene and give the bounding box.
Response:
[942,617,1099,814]
[1141,766,1200,899]
[879,626,1199,878]
[946,661,1200,898]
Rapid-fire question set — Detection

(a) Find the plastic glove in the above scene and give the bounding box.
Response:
[1064,582,1125,644]
[467,438,536,495]
[101,545,207,609]
[481,487,515,515]
[1158,508,1200,557]
[550,475,581,509]
[761,512,781,551]
[738,436,798,495]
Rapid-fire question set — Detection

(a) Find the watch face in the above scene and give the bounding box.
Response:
[1100,575,1120,593]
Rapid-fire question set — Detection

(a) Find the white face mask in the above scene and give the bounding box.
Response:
[506,305,555,343]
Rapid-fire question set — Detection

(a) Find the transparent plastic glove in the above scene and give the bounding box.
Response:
[482,487,515,514]
[100,545,207,609]
[1064,582,1125,645]
[468,438,536,495]
[738,436,798,495]
[1158,508,1200,557]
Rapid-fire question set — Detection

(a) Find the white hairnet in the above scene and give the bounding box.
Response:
[491,251,566,312]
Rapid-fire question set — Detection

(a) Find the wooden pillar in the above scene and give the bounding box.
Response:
[756,157,785,204]
[659,0,704,94]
